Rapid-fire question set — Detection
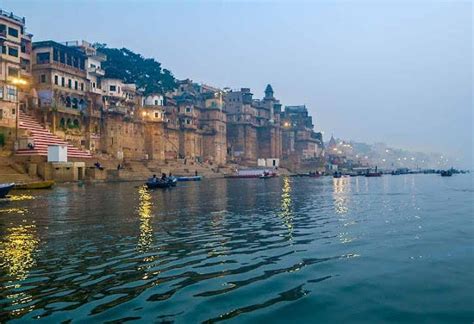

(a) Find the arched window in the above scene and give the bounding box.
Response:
[73,119,80,128]
[59,118,65,128]
[72,98,78,109]
[66,118,72,128]
[65,96,71,107]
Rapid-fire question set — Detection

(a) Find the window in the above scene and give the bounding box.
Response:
[186,119,191,125]
[118,86,121,93]
[61,77,65,87]
[0,24,5,35]
[8,27,18,38]
[6,85,17,101]
[8,67,19,77]
[186,107,192,113]
[20,58,30,72]
[110,85,116,92]
[74,80,78,90]
[54,75,58,85]
[1,46,6,54]
[154,100,158,105]
[67,54,72,66]
[59,51,65,64]
[12,108,15,115]
[36,52,50,64]
[40,74,46,83]
[21,39,28,54]
[155,112,159,118]
[92,82,96,88]
[80,83,84,91]
[8,46,18,57]
[90,63,96,68]
[53,48,59,61]
[68,79,72,88]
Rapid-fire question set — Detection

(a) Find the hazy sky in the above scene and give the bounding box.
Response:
[3,0,473,167]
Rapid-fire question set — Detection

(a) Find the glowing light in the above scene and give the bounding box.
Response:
[0,223,39,280]
[10,78,28,86]
[137,186,153,253]
[279,177,294,241]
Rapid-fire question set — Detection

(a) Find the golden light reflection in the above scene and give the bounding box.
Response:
[137,186,153,254]
[279,177,294,241]
[7,195,35,202]
[333,177,350,214]
[0,222,39,280]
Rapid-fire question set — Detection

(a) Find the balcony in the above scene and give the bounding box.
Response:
[108,106,129,115]
[87,66,105,76]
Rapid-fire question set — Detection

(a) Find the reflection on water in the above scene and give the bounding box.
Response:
[137,186,153,253]
[0,221,39,318]
[279,176,294,241]
[0,175,472,323]
[0,222,39,280]
[333,177,350,214]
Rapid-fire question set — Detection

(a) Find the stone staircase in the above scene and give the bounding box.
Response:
[16,112,92,159]
[0,156,37,183]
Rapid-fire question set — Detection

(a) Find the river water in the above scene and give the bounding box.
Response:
[0,174,472,323]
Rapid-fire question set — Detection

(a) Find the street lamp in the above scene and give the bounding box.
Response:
[9,77,28,142]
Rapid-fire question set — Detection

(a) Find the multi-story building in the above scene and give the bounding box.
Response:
[225,84,281,166]
[0,9,32,129]
[281,105,324,171]
[102,78,139,115]
[32,40,88,130]
[198,89,226,165]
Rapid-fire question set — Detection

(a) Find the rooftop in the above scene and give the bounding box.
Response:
[0,9,25,25]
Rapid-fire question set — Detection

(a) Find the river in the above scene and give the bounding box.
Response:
[0,174,472,323]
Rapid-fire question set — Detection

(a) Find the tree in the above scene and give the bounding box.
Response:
[95,44,177,95]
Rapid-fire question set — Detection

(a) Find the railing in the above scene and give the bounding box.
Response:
[0,9,25,24]
[87,66,105,75]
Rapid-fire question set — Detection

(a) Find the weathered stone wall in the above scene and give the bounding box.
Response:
[100,114,146,160]
[144,122,166,161]
[227,123,257,165]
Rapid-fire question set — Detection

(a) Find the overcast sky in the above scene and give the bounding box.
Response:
[4,0,472,167]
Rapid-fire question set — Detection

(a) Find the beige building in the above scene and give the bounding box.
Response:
[0,9,32,129]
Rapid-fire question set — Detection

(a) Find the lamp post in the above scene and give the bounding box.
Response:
[9,77,28,142]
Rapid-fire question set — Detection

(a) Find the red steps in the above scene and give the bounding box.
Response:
[16,112,92,159]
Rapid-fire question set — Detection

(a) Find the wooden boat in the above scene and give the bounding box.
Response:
[365,172,382,177]
[14,180,55,190]
[260,173,276,179]
[333,172,342,179]
[146,179,172,189]
[177,176,202,181]
[168,176,178,186]
[440,170,453,177]
[0,183,15,198]
[308,172,322,178]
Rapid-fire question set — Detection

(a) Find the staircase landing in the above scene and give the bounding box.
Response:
[16,112,92,159]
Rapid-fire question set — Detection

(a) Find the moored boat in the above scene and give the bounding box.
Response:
[440,170,453,177]
[225,169,277,179]
[14,180,55,190]
[177,176,202,181]
[0,183,15,198]
[365,172,382,177]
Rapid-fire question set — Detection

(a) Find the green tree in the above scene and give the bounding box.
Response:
[95,44,177,95]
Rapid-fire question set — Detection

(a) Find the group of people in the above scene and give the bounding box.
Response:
[150,173,172,183]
